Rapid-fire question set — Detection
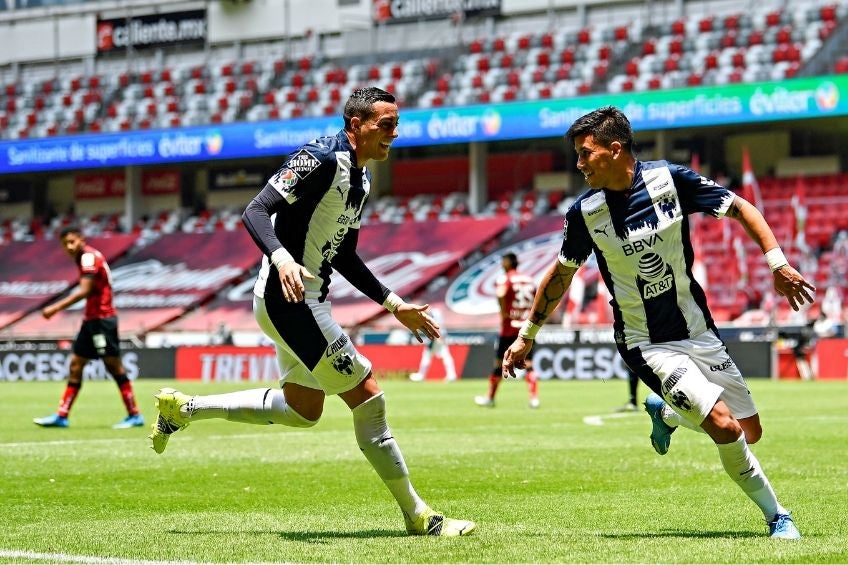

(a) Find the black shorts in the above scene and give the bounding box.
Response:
[495,335,532,360]
[73,317,121,359]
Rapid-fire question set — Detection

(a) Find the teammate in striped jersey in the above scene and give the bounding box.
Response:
[503,106,813,539]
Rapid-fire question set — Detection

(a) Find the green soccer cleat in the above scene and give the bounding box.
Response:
[148,388,192,454]
[405,507,476,537]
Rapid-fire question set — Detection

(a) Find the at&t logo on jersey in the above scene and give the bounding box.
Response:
[637,252,674,299]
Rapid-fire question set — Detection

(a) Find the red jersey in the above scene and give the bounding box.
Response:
[77,244,116,320]
[496,269,536,337]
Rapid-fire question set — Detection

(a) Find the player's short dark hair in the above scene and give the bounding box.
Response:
[59,226,83,238]
[565,106,634,153]
[503,252,518,269]
[343,87,396,131]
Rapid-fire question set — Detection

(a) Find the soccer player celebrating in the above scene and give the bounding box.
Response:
[475,253,539,408]
[149,87,475,537]
[34,226,144,429]
[502,106,813,540]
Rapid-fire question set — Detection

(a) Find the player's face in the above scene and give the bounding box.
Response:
[573,134,623,189]
[354,101,399,164]
[61,232,85,258]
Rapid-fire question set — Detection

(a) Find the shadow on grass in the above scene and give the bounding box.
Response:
[167,528,406,542]
[600,529,762,540]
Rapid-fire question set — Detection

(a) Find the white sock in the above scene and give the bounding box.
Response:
[442,353,457,380]
[661,404,703,432]
[184,388,316,428]
[352,393,428,519]
[716,434,787,520]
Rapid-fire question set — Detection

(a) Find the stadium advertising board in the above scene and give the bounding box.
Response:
[372,0,501,24]
[97,10,206,53]
[2,76,846,175]
[175,344,471,382]
[0,347,175,382]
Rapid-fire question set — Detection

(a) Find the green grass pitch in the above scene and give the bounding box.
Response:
[1,377,846,563]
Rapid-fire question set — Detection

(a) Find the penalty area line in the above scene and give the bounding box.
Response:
[582,411,643,426]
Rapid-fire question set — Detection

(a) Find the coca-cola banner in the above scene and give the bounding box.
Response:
[74,170,181,200]
[6,230,257,338]
[0,235,136,330]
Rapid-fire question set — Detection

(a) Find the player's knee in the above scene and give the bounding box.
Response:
[743,423,763,444]
[286,406,319,428]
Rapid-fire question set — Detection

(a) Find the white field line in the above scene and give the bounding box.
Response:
[582,411,644,426]
[0,431,314,449]
[0,549,205,565]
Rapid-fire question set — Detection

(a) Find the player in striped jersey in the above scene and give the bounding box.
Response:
[148,88,474,537]
[502,107,813,539]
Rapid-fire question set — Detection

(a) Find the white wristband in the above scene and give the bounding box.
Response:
[270,247,294,269]
[383,291,405,313]
[764,247,788,272]
[518,320,541,340]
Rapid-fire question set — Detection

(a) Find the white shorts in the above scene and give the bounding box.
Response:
[637,331,757,426]
[254,296,371,396]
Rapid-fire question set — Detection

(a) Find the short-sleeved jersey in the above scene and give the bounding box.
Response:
[252,130,370,302]
[496,269,536,337]
[77,244,116,320]
[558,160,735,349]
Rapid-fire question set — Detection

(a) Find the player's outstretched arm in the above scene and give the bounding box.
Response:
[503,260,577,377]
[726,195,816,311]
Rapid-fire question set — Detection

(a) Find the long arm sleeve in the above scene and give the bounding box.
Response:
[242,183,288,257]
[331,228,390,304]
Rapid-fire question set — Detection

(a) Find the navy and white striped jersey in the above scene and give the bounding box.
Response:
[243,130,388,305]
[558,160,736,349]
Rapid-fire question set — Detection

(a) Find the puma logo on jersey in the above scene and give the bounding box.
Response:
[593,224,609,236]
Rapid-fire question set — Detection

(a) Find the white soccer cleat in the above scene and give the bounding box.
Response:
[409,372,424,382]
[474,396,495,408]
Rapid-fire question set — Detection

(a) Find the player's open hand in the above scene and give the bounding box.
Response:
[277,261,315,302]
[773,265,816,311]
[394,303,440,343]
[502,337,534,378]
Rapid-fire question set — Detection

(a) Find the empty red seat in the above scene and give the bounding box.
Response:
[469,39,483,53]
[492,37,506,51]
